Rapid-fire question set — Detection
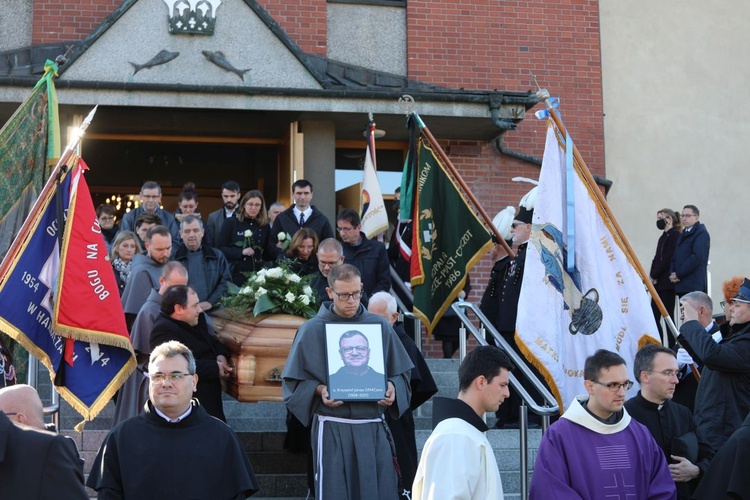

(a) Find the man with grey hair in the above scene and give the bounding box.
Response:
[87,341,258,499]
[268,201,286,228]
[672,291,720,410]
[173,214,231,312]
[112,261,190,426]
[120,180,180,242]
[625,344,712,498]
[368,291,437,497]
[679,278,750,453]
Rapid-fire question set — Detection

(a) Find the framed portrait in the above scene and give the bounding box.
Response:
[325,323,387,402]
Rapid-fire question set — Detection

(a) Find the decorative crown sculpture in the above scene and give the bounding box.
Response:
[163,0,222,35]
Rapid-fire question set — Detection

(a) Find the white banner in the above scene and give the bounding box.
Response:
[515,122,660,412]
[360,133,388,238]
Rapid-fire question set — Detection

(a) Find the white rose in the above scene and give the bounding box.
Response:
[298,295,310,305]
[257,269,267,276]
[303,286,313,295]
[278,233,287,242]
[254,275,265,284]
[240,286,252,295]
[285,292,295,303]
[288,274,301,283]
[244,229,253,238]
[267,268,282,279]
[255,287,267,299]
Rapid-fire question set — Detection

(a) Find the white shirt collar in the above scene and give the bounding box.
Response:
[293,206,312,222]
[154,404,193,423]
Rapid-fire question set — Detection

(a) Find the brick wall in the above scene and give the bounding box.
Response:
[406,0,605,176]
[258,0,328,55]
[32,0,120,44]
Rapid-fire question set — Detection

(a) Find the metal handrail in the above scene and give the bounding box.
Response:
[453,301,559,500]
[389,266,422,351]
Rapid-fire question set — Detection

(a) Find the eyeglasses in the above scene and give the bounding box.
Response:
[336,226,358,232]
[245,202,262,208]
[340,346,369,354]
[680,213,695,218]
[591,380,634,392]
[2,412,18,416]
[646,369,681,379]
[511,222,529,228]
[720,300,734,310]
[330,289,363,301]
[149,372,194,384]
[319,260,340,269]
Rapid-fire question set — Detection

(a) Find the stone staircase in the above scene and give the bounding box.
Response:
[56,357,542,499]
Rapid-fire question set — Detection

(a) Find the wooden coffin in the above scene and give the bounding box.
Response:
[210,309,306,402]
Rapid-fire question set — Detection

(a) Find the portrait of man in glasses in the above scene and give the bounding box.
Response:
[327,329,386,401]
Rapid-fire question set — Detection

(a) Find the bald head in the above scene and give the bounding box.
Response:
[0,384,46,430]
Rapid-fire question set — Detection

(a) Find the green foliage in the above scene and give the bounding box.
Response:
[221,261,318,319]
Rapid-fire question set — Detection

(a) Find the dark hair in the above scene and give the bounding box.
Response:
[141,181,161,194]
[136,212,162,228]
[657,208,683,231]
[145,225,171,243]
[394,187,401,194]
[160,285,192,316]
[237,190,269,225]
[96,204,116,217]
[584,349,626,381]
[633,344,676,383]
[338,330,368,348]
[458,346,514,392]
[327,263,361,288]
[683,204,700,216]
[221,180,240,192]
[288,228,319,258]
[336,208,361,227]
[292,179,313,192]
[179,214,204,230]
[178,183,198,203]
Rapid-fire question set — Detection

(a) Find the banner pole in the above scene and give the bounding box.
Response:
[537,91,698,380]
[414,114,515,259]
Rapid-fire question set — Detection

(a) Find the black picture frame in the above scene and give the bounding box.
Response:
[325,323,387,402]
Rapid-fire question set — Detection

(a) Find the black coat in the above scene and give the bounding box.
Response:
[670,222,710,294]
[625,392,713,499]
[149,314,230,422]
[341,232,391,297]
[693,413,750,499]
[651,227,681,291]
[272,205,334,244]
[217,217,280,285]
[672,321,721,412]
[0,411,87,499]
[678,320,750,452]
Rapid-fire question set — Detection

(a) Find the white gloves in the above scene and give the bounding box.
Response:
[676,348,694,369]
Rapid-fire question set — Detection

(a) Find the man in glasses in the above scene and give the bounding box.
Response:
[311,238,345,305]
[87,341,258,499]
[327,330,385,399]
[669,204,710,297]
[283,264,413,500]
[626,344,713,499]
[336,208,391,299]
[530,349,676,499]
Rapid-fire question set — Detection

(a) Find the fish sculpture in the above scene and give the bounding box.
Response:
[202,50,251,81]
[130,50,180,74]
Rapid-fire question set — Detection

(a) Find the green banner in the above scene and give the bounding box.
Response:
[0,62,59,260]
[411,138,492,334]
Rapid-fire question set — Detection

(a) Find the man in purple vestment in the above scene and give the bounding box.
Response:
[530,349,677,500]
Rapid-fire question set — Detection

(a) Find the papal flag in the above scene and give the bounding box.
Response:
[0,60,60,260]
[515,121,660,411]
[0,157,135,425]
[360,121,388,238]
[410,137,492,334]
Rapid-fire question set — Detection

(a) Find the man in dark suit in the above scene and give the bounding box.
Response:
[0,410,88,499]
[205,180,241,248]
[672,291,720,411]
[669,204,710,296]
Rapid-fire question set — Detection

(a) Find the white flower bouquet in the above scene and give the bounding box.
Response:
[222,262,318,319]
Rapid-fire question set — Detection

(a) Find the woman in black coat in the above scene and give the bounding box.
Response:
[276,228,319,277]
[217,190,280,286]
[649,208,682,344]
